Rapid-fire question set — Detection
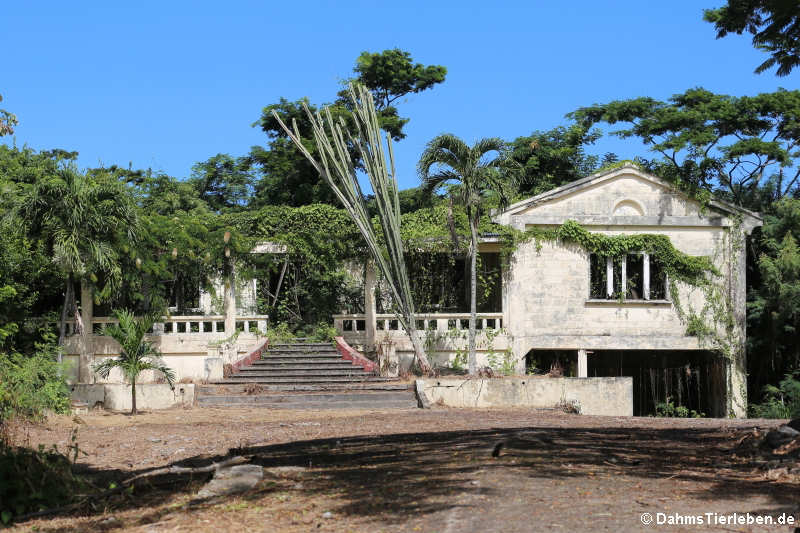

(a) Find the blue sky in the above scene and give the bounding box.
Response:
[3,1,798,190]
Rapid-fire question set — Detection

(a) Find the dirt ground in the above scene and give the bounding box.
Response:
[9,406,800,533]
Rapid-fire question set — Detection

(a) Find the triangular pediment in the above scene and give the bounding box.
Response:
[493,163,761,229]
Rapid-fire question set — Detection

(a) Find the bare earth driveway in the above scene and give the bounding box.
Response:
[10,407,799,533]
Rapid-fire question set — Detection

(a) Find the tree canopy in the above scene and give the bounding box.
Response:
[249,49,446,207]
[569,87,800,208]
[509,124,617,197]
[704,0,800,76]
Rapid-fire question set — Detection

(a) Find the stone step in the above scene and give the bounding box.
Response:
[197,391,418,409]
[249,361,357,368]
[198,383,412,394]
[214,376,393,384]
[269,342,334,348]
[267,345,337,351]
[235,369,371,377]
[264,350,339,356]
[198,398,419,409]
[259,356,348,364]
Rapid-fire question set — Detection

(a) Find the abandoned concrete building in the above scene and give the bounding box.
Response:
[335,164,762,417]
[64,163,761,417]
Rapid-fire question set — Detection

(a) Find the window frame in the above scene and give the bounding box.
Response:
[588,252,669,302]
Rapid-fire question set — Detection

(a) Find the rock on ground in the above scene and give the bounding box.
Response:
[196,464,263,499]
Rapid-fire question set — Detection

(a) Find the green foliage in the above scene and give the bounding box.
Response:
[0,347,70,425]
[250,49,446,207]
[0,93,17,136]
[93,310,175,415]
[18,165,138,300]
[449,351,467,372]
[748,372,800,418]
[748,197,800,396]
[704,1,800,76]
[569,87,800,207]
[0,286,19,345]
[510,124,616,197]
[655,400,705,418]
[514,219,717,285]
[266,322,296,344]
[487,349,516,376]
[345,48,447,140]
[229,204,364,325]
[304,323,338,343]
[418,133,517,374]
[189,153,254,212]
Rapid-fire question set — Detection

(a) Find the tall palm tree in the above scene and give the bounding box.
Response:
[17,166,138,348]
[418,134,516,375]
[93,310,175,415]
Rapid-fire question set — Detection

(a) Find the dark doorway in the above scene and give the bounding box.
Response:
[524,349,577,377]
[588,350,724,417]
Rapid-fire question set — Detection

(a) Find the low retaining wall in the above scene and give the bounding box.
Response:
[71,383,195,411]
[417,377,633,416]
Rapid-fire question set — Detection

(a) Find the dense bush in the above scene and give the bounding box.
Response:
[0,346,70,426]
[0,345,76,524]
[749,372,800,419]
[655,400,704,418]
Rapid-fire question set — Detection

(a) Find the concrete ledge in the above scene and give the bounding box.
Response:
[71,383,195,411]
[418,377,633,416]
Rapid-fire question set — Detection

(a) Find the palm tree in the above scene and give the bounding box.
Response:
[93,310,175,415]
[17,166,138,348]
[418,134,516,375]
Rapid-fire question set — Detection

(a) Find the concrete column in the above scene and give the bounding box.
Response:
[224,264,236,336]
[577,349,588,378]
[378,340,398,377]
[364,260,377,350]
[78,282,94,383]
[727,228,750,418]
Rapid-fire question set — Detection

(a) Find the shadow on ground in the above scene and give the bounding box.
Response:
[22,424,800,531]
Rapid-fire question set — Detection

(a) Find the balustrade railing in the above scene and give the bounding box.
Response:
[61,315,268,337]
[333,313,503,334]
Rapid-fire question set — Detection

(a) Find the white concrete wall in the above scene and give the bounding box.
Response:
[506,227,724,349]
[71,383,195,411]
[419,377,633,416]
[514,173,702,218]
[63,332,266,383]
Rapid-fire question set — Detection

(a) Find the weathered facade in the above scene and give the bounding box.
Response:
[337,164,762,417]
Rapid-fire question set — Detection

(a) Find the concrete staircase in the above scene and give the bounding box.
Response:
[198,342,418,409]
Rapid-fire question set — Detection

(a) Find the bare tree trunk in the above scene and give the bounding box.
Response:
[447,195,460,250]
[58,274,75,351]
[131,376,137,415]
[468,214,478,375]
[407,322,432,374]
[272,258,288,307]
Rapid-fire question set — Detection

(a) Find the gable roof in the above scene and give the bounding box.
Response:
[495,162,762,224]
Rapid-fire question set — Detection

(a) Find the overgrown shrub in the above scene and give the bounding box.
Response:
[655,400,704,418]
[266,322,296,344]
[0,345,77,525]
[0,345,70,428]
[749,372,800,418]
[304,322,338,343]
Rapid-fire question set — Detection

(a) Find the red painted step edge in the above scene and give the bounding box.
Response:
[230,339,270,373]
[335,336,377,373]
